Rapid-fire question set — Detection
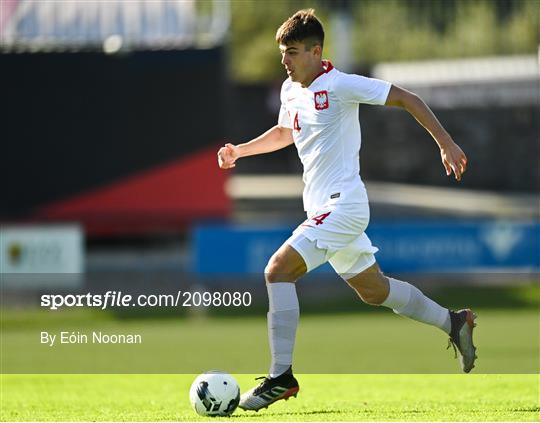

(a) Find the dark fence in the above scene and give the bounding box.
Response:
[2,48,230,233]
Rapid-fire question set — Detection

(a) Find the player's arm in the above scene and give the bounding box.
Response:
[217,125,294,169]
[385,84,467,181]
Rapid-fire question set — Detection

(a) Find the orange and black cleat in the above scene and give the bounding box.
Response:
[239,370,299,411]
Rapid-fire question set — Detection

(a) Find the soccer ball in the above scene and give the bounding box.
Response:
[189,371,240,417]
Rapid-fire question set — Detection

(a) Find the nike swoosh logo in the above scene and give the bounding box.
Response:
[287,97,296,101]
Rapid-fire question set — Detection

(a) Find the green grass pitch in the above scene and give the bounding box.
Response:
[1,304,539,421]
[1,374,538,421]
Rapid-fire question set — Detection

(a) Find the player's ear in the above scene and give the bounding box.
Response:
[312,44,322,57]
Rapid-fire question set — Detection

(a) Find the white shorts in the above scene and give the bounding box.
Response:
[285,203,378,279]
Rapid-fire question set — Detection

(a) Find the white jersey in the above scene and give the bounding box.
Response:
[278,60,391,213]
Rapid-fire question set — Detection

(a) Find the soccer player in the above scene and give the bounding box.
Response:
[217,9,477,411]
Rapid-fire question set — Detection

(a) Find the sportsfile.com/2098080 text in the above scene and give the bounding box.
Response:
[40,291,252,310]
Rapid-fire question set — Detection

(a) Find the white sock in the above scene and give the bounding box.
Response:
[382,278,451,334]
[267,282,299,378]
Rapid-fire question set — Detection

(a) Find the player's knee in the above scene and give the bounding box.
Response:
[264,255,298,283]
[264,265,296,283]
[350,271,389,305]
[355,286,386,305]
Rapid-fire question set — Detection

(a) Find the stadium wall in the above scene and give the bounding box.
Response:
[2,48,231,235]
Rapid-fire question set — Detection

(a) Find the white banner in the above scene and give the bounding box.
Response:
[1,224,84,288]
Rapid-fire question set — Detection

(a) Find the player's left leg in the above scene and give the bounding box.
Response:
[341,261,477,372]
[346,262,452,332]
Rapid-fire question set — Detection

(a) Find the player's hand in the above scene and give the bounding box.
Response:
[217,143,239,169]
[440,141,467,181]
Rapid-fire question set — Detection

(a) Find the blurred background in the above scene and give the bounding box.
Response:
[1,0,539,374]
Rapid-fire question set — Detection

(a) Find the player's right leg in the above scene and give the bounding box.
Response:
[239,240,314,412]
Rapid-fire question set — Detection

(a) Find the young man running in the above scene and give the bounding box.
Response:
[217,9,477,412]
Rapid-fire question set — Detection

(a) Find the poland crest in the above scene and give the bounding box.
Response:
[314,90,329,110]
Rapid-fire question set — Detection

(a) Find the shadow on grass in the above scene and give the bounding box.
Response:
[233,409,347,418]
[510,407,540,413]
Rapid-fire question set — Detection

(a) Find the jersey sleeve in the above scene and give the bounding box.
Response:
[333,73,392,105]
[277,80,293,128]
[278,105,292,129]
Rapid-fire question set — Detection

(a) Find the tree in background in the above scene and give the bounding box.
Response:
[229,0,540,82]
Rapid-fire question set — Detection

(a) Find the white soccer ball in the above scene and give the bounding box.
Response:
[189,371,240,417]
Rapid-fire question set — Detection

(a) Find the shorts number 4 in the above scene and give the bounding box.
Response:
[312,212,331,225]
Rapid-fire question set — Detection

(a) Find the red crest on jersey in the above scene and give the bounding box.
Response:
[314,90,329,110]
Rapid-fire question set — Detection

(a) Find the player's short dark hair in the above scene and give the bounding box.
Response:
[276,9,324,50]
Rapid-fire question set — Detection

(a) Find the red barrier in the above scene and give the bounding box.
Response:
[35,146,230,236]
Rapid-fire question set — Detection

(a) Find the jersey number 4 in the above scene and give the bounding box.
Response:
[293,112,301,131]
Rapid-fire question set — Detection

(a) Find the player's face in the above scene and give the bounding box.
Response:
[279,41,321,86]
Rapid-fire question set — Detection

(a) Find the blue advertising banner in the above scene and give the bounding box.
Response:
[193,220,540,274]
